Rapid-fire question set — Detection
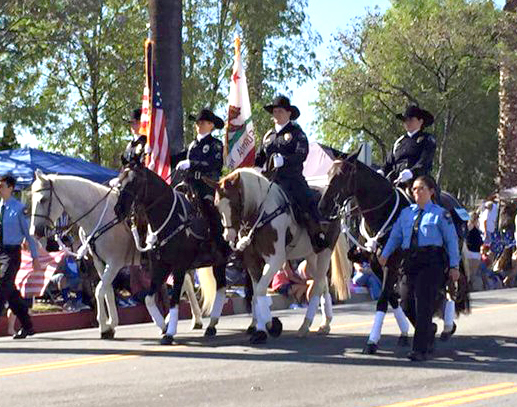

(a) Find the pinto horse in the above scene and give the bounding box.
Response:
[114,166,230,344]
[319,150,470,354]
[204,168,346,344]
[30,169,203,339]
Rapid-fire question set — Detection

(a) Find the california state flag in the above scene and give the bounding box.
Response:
[225,37,255,169]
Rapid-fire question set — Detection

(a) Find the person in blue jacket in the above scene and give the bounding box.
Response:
[378,175,459,361]
[0,174,41,339]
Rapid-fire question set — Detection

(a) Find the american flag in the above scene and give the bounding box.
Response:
[141,39,172,183]
[15,249,65,298]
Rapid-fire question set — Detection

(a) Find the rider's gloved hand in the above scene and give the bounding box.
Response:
[176,159,191,171]
[273,154,284,168]
[397,169,413,183]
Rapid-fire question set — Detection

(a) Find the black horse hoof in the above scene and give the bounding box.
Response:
[204,326,217,337]
[192,322,203,330]
[362,342,378,355]
[397,335,410,347]
[249,330,267,344]
[160,335,174,345]
[440,322,457,342]
[245,325,257,335]
[100,328,115,340]
[267,317,283,338]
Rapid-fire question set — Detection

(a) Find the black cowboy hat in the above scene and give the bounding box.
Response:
[127,108,142,123]
[188,108,224,129]
[396,105,434,127]
[263,95,300,120]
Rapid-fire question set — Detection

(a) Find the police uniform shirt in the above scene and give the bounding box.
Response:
[381,202,459,268]
[186,133,223,179]
[0,197,39,259]
[383,130,436,178]
[255,121,308,177]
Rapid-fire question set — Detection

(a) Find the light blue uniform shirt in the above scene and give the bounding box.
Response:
[381,201,459,268]
[1,197,39,259]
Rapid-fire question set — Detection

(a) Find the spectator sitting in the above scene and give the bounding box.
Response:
[479,244,503,290]
[271,261,312,305]
[346,245,382,300]
[49,255,90,311]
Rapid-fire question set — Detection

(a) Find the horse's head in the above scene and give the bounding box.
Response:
[30,169,65,238]
[114,167,147,221]
[319,150,360,218]
[204,171,243,247]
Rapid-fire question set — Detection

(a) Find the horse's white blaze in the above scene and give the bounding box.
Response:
[217,198,236,243]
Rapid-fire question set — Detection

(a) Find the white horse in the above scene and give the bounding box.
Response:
[205,168,347,343]
[29,169,203,338]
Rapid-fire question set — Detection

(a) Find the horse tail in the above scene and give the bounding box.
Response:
[197,267,217,315]
[330,233,352,301]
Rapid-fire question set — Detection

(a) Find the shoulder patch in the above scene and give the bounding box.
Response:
[416,136,424,143]
[283,133,292,142]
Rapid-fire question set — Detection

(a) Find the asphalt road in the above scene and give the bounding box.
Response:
[2,288,517,407]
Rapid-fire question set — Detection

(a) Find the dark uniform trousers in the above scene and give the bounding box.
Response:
[0,245,33,330]
[400,248,446,353]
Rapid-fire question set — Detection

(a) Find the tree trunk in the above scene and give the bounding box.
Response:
[149,0,183,155]
[498,8,517,190]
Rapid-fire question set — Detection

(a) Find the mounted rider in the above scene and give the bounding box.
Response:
[380,105,436,187]
[173,108,230,259]
[255,95,328,253]
[121,108,148,167]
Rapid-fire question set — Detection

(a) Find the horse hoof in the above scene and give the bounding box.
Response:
[397,335,410,347]
[266,317,282,338]
[192,322,203,330]
[317,325,331,336]
[362,343,378,355]
[249,330,267,344]
[100,329,115,340]
[204,326,217,337]
[296,328,309,338]
[160,335,174,345]
[440,322,457,342]
[245,325,257,335]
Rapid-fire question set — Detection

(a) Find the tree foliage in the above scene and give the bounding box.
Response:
[315,0,500,202]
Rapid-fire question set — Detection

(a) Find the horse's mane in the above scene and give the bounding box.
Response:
[223,168,284,216]
[41,174,113,200]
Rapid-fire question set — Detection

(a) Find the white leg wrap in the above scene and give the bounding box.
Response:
[393,306,409,335]
[305,294,320,321]
[255,295,271,332]
[145,294,166,331]
[368,311,386,344]
[166,307,179,336]
[210,288,226,319]
[443,300,455,331]
[320,292,333,320]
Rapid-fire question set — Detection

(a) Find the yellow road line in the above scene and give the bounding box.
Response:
[3,302,517,377]
[374,382,516,407]
[426,385,517,407]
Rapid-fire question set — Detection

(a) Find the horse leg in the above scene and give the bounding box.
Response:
[182,272,202,330]
[250,253,284,344]
[298,254,324,337]
[161,269,186,345]
[391,294,410,347]
[144,262,169,333]
[245,272,257,334]
[440,299,456,341]
[317,277,333,336]
[205,264,227,337]
[94,259,119,339]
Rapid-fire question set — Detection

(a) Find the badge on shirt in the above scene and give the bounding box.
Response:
[283,133,292,142]
[202,144,210,154]
[417,136,424,143]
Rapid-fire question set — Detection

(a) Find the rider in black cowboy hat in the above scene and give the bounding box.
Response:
[380,105,436,187]
[173,108,230,258]
[122,108,148,167]
[255,95,329,253]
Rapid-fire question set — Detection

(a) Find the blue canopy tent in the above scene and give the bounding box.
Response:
[0,148,118,189]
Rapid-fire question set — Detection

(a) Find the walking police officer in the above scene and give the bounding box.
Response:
[255,95,328,252]
[174,108,230,258]
[0,174,41,339]
[378,175,459,361]
[380,105,436,185]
